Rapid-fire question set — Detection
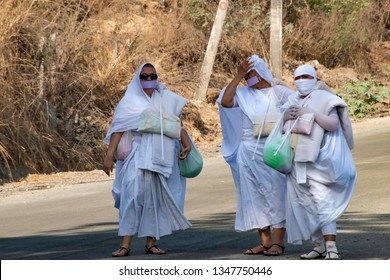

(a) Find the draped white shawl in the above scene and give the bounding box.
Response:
[105,63,186,177]
[217,84,293,192]
[284,86,356,244]
[217,85,292,162]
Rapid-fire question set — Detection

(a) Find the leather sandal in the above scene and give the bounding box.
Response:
[300,249,326,259]
[145,244,166,255]
[264,243,285,256]
[243,243,270,255]
[111,246,130,257]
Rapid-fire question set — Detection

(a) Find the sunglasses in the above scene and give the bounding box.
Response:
[139,73,158,80]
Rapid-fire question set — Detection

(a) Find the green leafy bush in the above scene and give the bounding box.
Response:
[336,81,389,118]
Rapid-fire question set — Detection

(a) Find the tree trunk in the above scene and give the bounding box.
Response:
[270,0,283,79]
[194,0,228,100]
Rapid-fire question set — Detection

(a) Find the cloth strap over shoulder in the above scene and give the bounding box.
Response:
[252,88,282,160]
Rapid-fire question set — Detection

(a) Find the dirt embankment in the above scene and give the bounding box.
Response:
[0,0,389,185]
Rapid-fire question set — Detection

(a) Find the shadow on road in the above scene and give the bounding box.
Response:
[1,211,389,260]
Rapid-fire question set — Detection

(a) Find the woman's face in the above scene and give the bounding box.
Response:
[245,69,261,88]
[140,65,158,91]
[245,69,259,80]
[140,66,158,81]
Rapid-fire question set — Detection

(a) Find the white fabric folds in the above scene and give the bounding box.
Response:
[105,62,190,239]
[217,83,295,231]
[284,87,356,245]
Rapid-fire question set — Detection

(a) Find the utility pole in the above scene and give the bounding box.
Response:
[194,0,228,100]
[270,0,283,79]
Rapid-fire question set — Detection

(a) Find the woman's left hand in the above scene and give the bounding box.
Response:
[178,146,191,160]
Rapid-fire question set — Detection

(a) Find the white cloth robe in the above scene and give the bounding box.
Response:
[104,63,191,239]
[282,89,357,244]
[217,84,294,231]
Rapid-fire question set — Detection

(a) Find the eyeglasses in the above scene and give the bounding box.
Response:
[139,73,158,80]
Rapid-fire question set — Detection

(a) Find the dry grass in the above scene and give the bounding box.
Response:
[0,0,388,183]
[283,1,389,72]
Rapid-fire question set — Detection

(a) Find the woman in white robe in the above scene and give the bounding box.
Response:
[282,65,356,260]
[217,55,295,256]
[103,63,192,257]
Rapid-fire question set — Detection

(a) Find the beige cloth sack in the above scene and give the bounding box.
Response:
[253,111,281,137]
[252,89,281,137]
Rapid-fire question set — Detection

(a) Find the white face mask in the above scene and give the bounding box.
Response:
[294,79,317,96]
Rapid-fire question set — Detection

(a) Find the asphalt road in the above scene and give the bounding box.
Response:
[1,117,390,261]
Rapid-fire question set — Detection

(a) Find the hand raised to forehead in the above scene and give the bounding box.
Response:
[237,58,254,78]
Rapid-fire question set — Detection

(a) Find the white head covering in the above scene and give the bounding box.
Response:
[104,62,166,144]
[294,64,317,79]
[248,55,273,84]
[124,62,166,98]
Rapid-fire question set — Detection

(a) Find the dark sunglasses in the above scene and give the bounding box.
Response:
[139,73,158,80]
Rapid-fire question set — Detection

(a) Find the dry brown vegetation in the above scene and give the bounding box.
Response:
[0,0,389,183]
